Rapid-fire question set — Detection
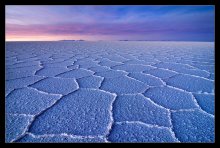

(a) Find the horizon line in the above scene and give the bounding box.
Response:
[5,40,214,42]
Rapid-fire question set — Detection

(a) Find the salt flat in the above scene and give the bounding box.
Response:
[5,41,215,143]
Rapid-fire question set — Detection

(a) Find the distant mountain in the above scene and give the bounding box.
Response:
[118,40,172,41]
[119,40,129,41]
[59,40,85,41]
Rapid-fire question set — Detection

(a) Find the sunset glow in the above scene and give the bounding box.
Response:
[6,5,214,41]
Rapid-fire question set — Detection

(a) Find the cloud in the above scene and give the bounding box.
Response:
[6,5,214,41]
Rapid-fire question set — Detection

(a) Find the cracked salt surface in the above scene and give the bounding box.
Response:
[28,88,116,136]
[6,87,61,115]
[5,41,214,143]
[108,121,178,142]
[6,114,34,142]
[100,75,149,94]
[35,67,70,77]
[113,94,171,127]
[153,62,210,78]
[171,109,214,142]
[77,75,103,88]
[112,64,154,72]
[16,133,106,143]
[95,70,128,78]
[143,86,198,110]
[193,94,214,115]
[164,74,214,93]
[144,68,178,79]
[30,77,79,95]
[128,72,165,86]
[6,76,45,95]
[56,68,94,79]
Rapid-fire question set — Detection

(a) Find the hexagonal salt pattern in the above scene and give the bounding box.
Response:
[6,41,214,143]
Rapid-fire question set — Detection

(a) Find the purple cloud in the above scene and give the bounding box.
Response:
[6,5,214,41]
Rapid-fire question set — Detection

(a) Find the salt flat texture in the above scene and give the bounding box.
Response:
[5,41,215,143]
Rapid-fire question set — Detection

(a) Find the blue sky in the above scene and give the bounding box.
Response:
[6,5,214,41]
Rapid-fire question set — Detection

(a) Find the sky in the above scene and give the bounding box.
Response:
[6,5,214,41]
